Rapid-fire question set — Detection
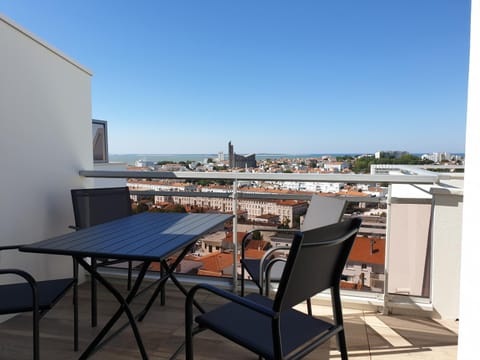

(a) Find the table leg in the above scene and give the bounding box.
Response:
[91,257,97,328]
[163,261,205,314]
[138,243,205,322]
[137,261,170,322]
[76,257,152,360]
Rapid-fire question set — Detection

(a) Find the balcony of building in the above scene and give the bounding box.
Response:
[0,10,477,359]
[0,165,464,359]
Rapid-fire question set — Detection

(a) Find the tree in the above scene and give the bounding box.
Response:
[251,230,263,240]
[157,160,173,165]
[352,154,433,174]
[352,156,373,173]
[135,202,149,213]
[168,204,187,213]
[292,214,301,228]
[278,216,290,229]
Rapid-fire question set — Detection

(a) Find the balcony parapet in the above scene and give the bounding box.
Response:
[80,169,439,184]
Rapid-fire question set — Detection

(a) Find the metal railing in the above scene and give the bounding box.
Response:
[81,166,463,313]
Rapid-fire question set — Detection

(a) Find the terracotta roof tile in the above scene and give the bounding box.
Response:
[348,236,385,265]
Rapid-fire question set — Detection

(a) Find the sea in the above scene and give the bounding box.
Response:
[108,152,466,166]
[108,153,363,165]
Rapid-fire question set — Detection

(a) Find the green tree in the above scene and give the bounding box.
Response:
[352,156,373,173]
[135,202,149,213]
[278,217,290,229]
[251,230,263,240]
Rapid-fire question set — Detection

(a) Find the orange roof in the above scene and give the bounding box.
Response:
[238,187,317,196]
[337,190,370,197]
[348,236,385,265]
[244,248,265,259]
[224,232,247,244]
[245,239,269,251]
[196,251,235,272]
[197,269,223,277]
[277,200,307,206]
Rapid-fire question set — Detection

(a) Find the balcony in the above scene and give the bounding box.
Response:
[0,166,463,359]
[80,166,464,318]
[0,12,472,359]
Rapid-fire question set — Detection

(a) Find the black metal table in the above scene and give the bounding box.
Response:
[20,212,233,359]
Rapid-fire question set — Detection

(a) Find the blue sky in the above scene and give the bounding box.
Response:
[0,1,471,155]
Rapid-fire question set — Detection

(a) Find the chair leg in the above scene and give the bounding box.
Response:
[332,287,348,360]
[73,258,79,351]
[127,260,133,290]
[33,303,40,360]
[337,329,348,360]
[240,264,245,297]
[307,298,312,316]
[185,306,194,360]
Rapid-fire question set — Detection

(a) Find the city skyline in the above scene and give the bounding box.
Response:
[0,1,470,154]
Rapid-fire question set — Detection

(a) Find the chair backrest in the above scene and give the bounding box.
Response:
[263,195,347,282]
[301,195,346,231]
[273,218,361,313]
[71,187,132,229]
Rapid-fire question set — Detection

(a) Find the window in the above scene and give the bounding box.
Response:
[92,119,108,163]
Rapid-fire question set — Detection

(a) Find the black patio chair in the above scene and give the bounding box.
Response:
[0,245,78,360]
[240,195,347,314]
[70,186,134,327]
[185,217,361,360]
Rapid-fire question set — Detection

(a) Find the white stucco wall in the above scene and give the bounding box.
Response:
[0,15,93,281]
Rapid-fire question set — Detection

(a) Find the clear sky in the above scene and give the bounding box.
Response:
[0,1,471,155]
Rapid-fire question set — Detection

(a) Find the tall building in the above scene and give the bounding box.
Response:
[228,141,257,168]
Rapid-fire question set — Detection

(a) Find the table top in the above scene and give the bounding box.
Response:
[20,212,233,261]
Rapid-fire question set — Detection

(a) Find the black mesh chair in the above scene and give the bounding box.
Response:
[186,218,361,360]
[0,245,78,360]
[240,195,347,313]
[70,186,134,327]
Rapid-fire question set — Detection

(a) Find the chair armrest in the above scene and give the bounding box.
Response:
[263,258,287,295]
[0,245,22,252]
[0,269,39,312]
[260,246,290,268]
[186,283,276,318]
[256,246,289,286]
[0,268,37,285]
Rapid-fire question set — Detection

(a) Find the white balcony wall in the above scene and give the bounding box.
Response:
[0,15,93,281]
[387,183,464,320]
[92,162,128,187]
[388,185,432,298]
[430,187,463,320]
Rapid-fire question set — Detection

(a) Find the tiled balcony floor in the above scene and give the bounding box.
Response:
[0,278,458,359]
